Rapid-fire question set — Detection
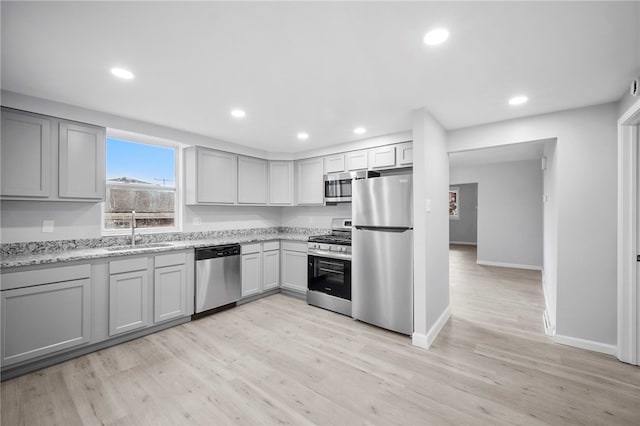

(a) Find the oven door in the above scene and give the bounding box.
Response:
[324,177,352,202]
[307,255,351,300]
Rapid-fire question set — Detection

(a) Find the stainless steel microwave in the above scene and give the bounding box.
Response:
[324,170,380,203]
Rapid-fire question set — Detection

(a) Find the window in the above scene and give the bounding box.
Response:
[104,137,178,232]
[449,188,459,219]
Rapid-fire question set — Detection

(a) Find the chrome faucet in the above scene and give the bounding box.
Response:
[131,210,137,246]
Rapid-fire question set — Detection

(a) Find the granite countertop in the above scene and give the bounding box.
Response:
[1,231,314,269]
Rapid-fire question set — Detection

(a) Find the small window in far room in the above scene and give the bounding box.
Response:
[104,137,177,231]
[449,188,459,219]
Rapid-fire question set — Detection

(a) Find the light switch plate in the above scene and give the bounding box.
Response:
[42,220,54,233]
[425,199,432,212]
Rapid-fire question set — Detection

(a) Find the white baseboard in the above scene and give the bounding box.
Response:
[554,334,617,356]
[412,305,452,349]
[477,260,542,271]
[449,241,477,246]
[543,310,555,336]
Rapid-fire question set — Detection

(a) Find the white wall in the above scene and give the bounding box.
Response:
[412,108,450,348]
[183,205,281,233]
[543,140,559,332]
[449,183,478,245]
[448,102,618,350]
[279,204,351,229]
[450,160,543,269]
[1,201,103,243]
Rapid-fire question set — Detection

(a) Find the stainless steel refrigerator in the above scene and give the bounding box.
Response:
[352,174,413,335]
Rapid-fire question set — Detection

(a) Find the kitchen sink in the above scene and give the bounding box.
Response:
[105,242,174,251]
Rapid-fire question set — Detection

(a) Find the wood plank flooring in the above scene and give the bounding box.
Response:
[2,244,639,425]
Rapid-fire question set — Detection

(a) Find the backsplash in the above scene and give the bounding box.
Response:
[1,227,329,257]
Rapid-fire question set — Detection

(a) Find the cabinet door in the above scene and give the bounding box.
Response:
[238,156,268,204]
[324,154,345,174]
[281,250,308,293]
[241,253,262,297]
[269,161,293,205]
[109,270,149,336]
[368,146,396,169]
[154,264,187,323]
[58,122,106,199]
[263,250,280,291]
[1,278,91,366]
[296,157,324,205]
[396,142,413,166]
[346,150,368,171]
[1,110,51,198]
[197,149,237,204]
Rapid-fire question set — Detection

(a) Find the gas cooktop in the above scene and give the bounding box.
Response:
[308,233,352,246]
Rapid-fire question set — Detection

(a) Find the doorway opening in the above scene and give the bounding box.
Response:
[448,139,554,340]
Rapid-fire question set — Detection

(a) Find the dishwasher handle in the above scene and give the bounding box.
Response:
[196,244,241,260]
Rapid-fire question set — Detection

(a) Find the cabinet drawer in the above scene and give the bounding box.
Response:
[155,252,186,268]
[281,241,308,253]
[109,257,148,274]
[242,243,262,254]
[1,264,91,291]
[263,241,280,252]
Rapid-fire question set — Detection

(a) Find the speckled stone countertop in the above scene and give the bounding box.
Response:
[1,227,327,269]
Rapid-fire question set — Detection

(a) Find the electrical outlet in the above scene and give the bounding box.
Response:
[42,220,54,233]
[193,217,202,226]
[425,199,432,212]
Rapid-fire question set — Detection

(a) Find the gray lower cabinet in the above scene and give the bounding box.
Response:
[280,241,308,293]
[263,247,280,291]
[154,253,188,323]
[1,264,92,367]
[109,257,150,336]
[241,243,263,298]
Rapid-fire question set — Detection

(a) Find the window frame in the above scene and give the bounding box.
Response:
[102,129,183,236]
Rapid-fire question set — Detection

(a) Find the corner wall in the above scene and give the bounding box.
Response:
[412,108,450,348]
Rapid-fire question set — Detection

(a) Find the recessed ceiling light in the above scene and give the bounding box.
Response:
[110,67,135,80]
[423,28,449,46]
[508,95,528,106]
[297,132,309,140]
[354,127,366,135]
[231,109,246,118]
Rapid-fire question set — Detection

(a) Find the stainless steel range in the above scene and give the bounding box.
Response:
[307,218,352,316]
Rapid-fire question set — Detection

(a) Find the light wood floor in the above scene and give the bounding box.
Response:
[2,244,639,425]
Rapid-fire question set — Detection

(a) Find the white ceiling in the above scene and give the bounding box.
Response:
[449,139,549,168]
[2,2,639,153]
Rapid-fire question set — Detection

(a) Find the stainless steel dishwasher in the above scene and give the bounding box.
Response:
[194,244,241,314]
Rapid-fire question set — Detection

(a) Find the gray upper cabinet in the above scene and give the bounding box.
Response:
[238,156,268,204]
[1,264,91,367]
[59,122,106,199]
[396,142,413,166]
[368,145,397,169]
[1,110,52,198]
[0,107,106,202]
[295,157,324,205]
[324,154,345,174]
[185,147,238,204]
[346,150,368,171]
[269,161,294,205]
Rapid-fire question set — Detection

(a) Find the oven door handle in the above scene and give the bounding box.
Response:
[308,250,352,261]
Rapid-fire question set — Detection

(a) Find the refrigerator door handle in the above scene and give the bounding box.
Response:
[355,226,411,232]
